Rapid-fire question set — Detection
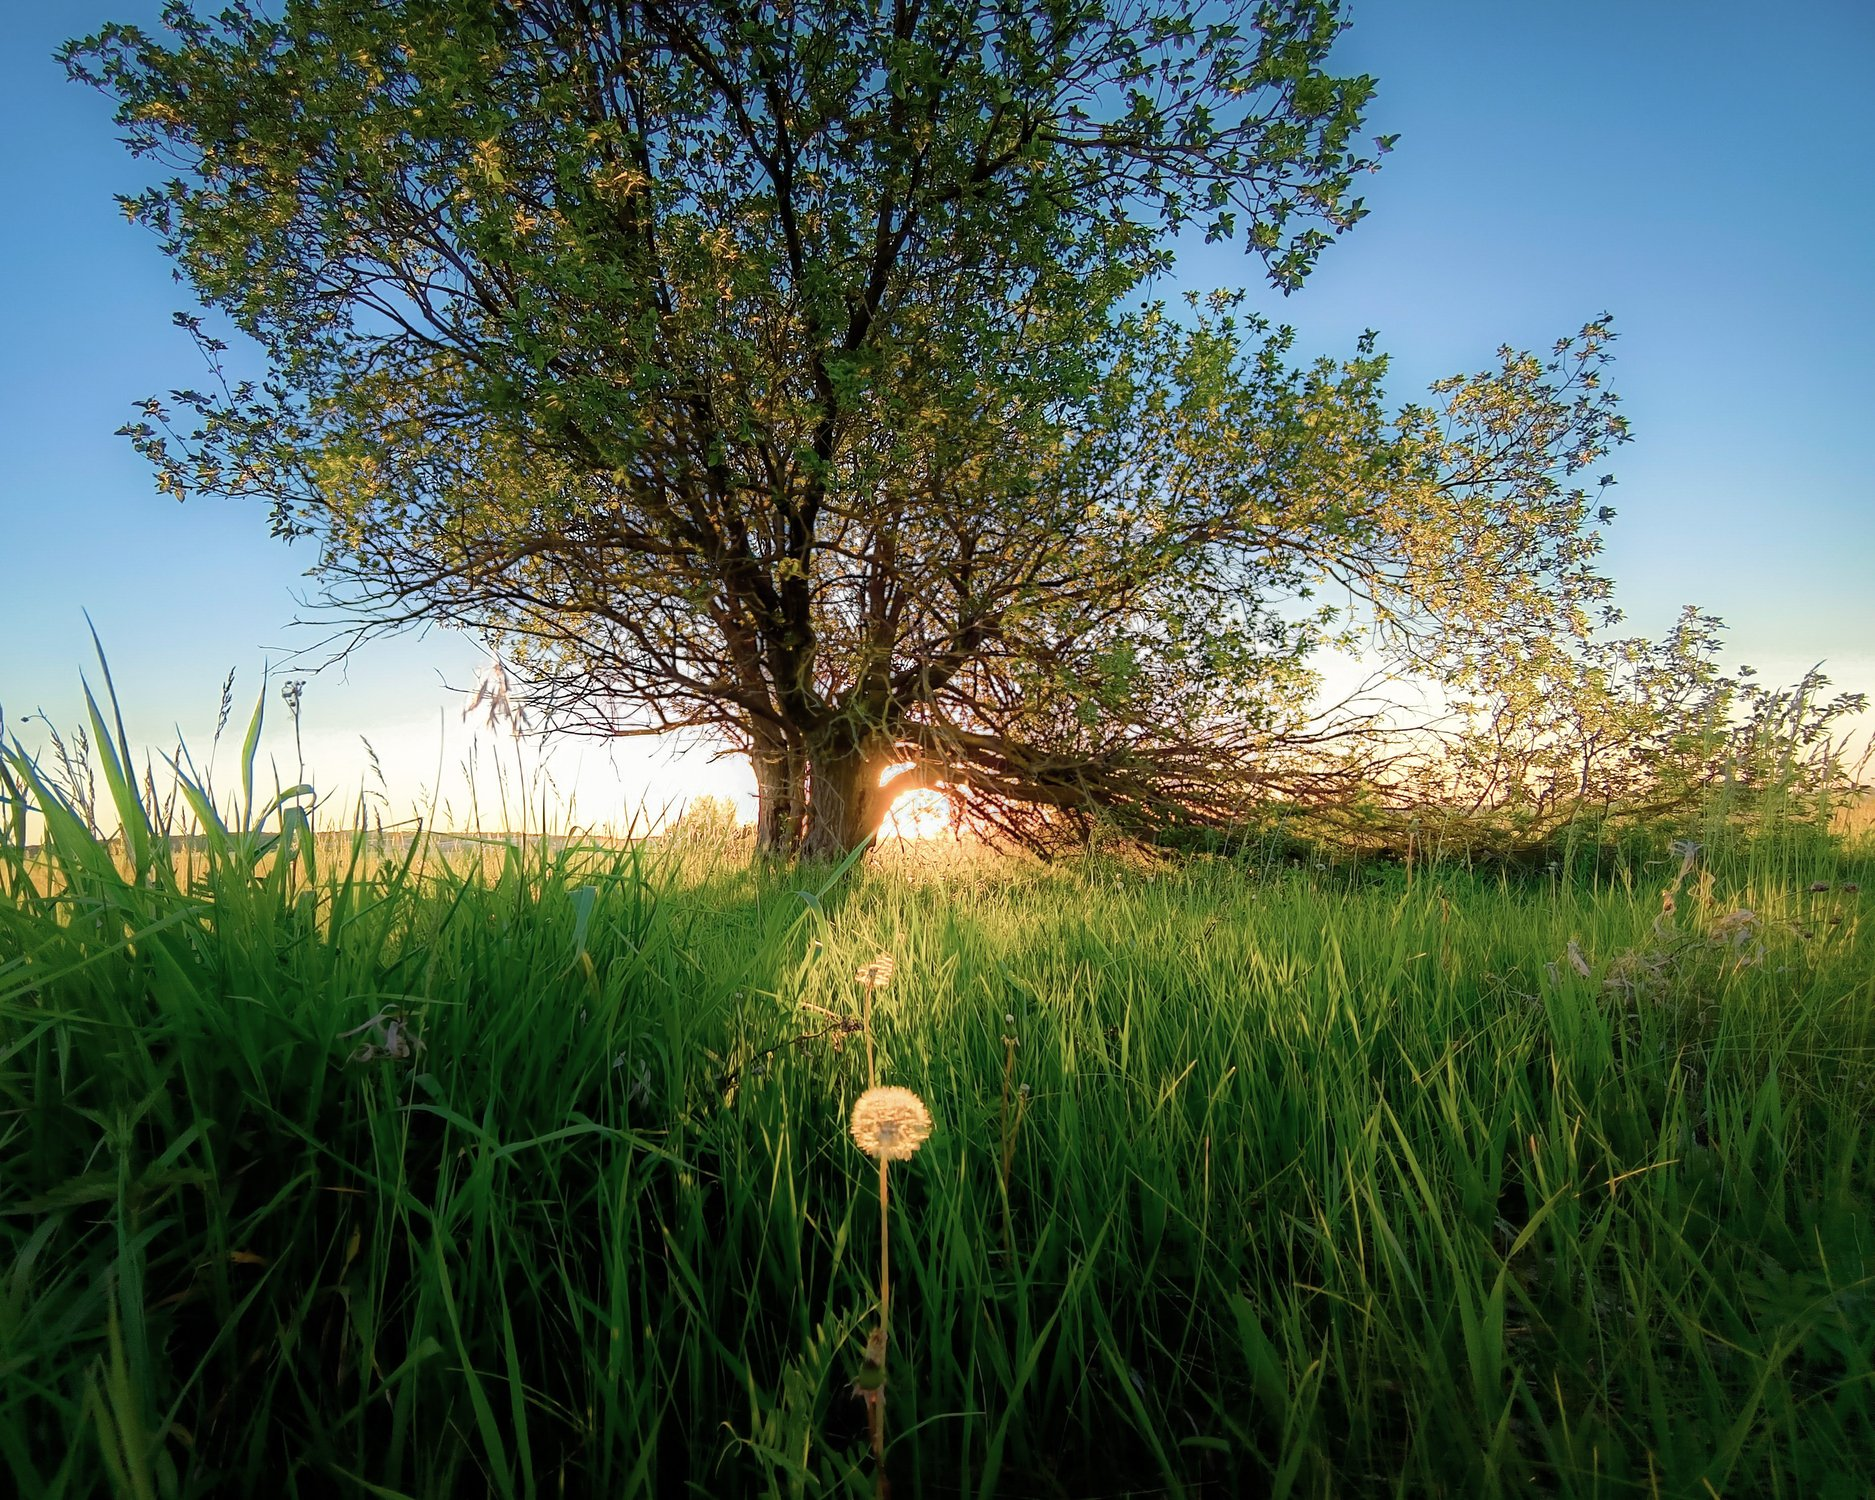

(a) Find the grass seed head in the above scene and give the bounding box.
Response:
[851,1085,933,1161]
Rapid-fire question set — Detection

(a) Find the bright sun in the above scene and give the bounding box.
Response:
[881,788,951,840]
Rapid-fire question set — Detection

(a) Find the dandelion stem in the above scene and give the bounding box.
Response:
[874,1155,892,1487]
[878,1155,891,1331]
[864,981,876,1088]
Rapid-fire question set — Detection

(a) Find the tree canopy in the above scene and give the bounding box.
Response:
[70,0,1654,855]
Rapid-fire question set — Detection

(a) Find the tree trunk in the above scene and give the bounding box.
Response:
[751,734,806,857]
[800,739,892,860]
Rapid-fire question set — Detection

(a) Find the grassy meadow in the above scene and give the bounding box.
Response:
[2,705,1873,1498]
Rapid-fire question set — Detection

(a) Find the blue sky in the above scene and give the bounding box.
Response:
[2,1,1870,827]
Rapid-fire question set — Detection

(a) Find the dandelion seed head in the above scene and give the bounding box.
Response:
[850,1085,933,1161]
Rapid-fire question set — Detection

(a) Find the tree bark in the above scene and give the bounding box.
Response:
[752,733,807,857]
[800,738,893,860]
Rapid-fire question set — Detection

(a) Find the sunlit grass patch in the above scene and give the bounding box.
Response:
[2,677,1871,1498]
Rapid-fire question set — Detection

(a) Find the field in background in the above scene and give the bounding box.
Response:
[2,786,1872,1497]
[1832,788,1875,842]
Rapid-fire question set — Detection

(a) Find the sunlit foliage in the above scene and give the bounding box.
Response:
[66,3,1759,856]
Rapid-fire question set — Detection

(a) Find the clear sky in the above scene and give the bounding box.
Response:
[2,1,1870,832]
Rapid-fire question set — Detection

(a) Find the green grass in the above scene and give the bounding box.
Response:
[2,697,1873,1496]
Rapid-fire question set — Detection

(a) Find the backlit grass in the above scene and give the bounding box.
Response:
[2,694,1872,1497]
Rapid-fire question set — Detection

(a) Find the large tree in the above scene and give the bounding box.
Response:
[68,0,1624,855]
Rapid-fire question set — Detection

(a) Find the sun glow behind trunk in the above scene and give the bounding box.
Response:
[874,762,958,841]
[880,787,952,841]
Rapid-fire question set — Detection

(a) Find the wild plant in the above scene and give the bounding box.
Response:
[847,1084,932,1497]
[854,952,895,1086]
[997,1011,1030,1248]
